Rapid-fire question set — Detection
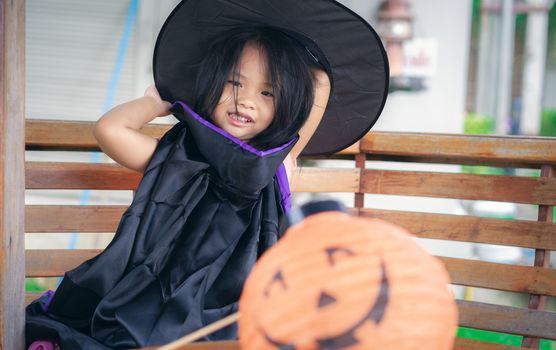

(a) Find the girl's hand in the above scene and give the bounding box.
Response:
[144,84,172,117]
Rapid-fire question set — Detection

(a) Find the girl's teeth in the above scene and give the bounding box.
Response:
[231,113,250,123]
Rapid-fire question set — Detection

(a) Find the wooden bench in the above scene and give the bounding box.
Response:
[17,119,556,350]
[1,1,555,348]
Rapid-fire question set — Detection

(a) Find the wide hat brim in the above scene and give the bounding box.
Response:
[153,0,389,156]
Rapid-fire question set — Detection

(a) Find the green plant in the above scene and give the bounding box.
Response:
[463,113,500,175]
[464,113,495,135]
[540,109,556,136]
[457,328,556,349]
[25,278,47,292]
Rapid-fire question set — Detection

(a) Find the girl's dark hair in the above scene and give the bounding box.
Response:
[194,26,323,150]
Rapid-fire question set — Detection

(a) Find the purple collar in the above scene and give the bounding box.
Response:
[173,101,298,157]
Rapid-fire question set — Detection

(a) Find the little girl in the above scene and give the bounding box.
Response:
[26,26,330,350]
[26,1,388,348]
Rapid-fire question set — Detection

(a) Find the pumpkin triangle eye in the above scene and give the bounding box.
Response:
[318,291,337,308]
[325,247,354,266]
[264,270,287,298]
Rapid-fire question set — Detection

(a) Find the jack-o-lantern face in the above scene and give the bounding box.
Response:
[261,250,389,349]
[239,212,457,350]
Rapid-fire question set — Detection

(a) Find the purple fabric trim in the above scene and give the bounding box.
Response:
[275,163,292,214]
[174,101,298,157]
[40,290,55,313]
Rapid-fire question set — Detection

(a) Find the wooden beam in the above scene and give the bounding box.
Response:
[361,132,556,167]
[27,248,556,297]
[440,257,556,297]
[26,119,172,151]
[354,153,365,209]
[26,162,142,190]
[26,249,102,277]
[522,165,555,348]
[457,300,556,340]
[289,168,360,193]
[361,169,556,205]
[25,121,556,169]
[359,208,556,250]
[25,205,128,233]
[0,0,26,349]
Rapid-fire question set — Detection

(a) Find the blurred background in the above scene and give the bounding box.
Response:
[24,0,555,347]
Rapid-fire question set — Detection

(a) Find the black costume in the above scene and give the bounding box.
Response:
[26,102,295,349]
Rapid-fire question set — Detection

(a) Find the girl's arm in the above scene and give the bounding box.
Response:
[93,85,171,173]
[289,69,331,159]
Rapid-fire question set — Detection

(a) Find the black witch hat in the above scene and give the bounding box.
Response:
[153,0,389,156]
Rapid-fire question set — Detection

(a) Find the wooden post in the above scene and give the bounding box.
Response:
[0,0,26,349]
[354,153,366,213]
[521,165,555,348]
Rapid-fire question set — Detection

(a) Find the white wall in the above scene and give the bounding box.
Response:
[25,0,180,122]
[339,0,473,134]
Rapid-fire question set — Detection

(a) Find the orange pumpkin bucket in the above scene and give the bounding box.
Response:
[239,208,457,350]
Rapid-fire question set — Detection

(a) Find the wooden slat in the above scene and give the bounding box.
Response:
[26,249,102,277]
[26,119,172,151]
[454,338,533,350]
[290,168,360,193]
[26,162,141,190]
[26,163,363,193]
[1,0,26,348]
[26,121,556,168]
[457,300,556,340]
[439,257,556,297]
[25,205,127,232]
[25,162,556,204]
[361,169,556,205]
[354,154,365,209]
[358,208,556,250]
[522,165,555,348]
[27,249,556,297]
[361,132,556,167]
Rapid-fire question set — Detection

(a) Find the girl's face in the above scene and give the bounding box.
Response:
[212,43,275,142]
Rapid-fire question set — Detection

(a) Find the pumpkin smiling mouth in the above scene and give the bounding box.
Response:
[261,260,390,350]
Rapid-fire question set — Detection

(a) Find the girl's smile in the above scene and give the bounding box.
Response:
[227,111,254,125]
[212,42,275,141]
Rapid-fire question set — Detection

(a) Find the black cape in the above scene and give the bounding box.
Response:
[26,101,296,349]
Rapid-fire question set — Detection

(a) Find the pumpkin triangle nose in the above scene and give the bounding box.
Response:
[318,291,337,308]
